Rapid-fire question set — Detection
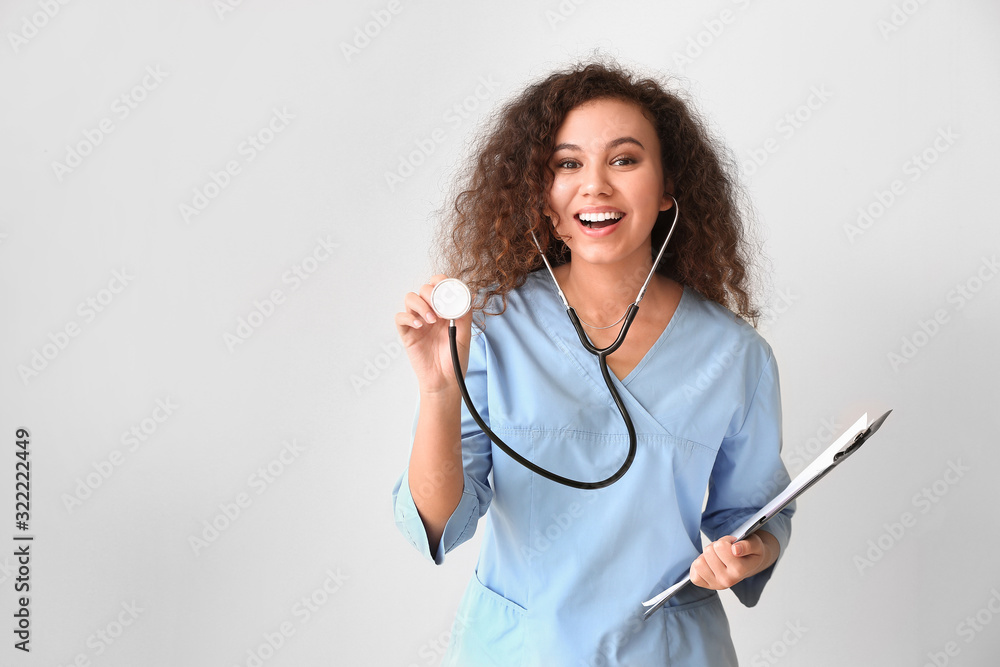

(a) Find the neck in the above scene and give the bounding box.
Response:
[555,253,660,326]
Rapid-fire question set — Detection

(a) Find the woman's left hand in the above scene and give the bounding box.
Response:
[689,531,779,590]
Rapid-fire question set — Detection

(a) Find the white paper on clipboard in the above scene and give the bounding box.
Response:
[641,411,887,619]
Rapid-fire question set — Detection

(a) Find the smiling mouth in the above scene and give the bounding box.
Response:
[577,212,625,229]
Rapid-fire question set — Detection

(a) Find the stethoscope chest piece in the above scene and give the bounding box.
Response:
[431,278,472,320]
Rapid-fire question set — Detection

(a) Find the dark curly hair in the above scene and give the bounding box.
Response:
[436,57,763,326]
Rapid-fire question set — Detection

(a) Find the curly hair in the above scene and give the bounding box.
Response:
[436,57,763,326]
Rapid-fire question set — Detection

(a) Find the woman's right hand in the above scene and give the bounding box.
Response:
[394,275,475,396]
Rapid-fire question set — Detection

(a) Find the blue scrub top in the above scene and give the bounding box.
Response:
[393,270,794,666]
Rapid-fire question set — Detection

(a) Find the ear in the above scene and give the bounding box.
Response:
[542,196,555,220]
[542,205,557,225]
[660,178,676,212]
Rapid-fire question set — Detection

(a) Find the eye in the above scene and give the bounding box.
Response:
[555,159,581,169]
[612,155,637,166]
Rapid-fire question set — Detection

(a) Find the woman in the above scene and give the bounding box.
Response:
[392,59,794,666]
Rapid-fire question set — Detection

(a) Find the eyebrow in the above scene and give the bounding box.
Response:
[552,136,646,153]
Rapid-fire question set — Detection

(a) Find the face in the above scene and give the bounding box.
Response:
[544,98,673,269]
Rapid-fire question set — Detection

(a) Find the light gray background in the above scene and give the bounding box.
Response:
[2,1,998,665]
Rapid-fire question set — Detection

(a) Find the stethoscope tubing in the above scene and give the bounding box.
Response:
[445,197,680,489]
[448,321,638,489]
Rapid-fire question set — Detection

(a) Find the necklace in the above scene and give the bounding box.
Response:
[577,308,630,330]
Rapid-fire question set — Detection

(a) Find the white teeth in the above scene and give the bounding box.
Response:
[578,212,623,223]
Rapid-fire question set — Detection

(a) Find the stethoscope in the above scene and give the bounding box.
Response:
[429,196,680,489]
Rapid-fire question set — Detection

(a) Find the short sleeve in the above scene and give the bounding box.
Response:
[391,327,495,564]
[701,346,794,607]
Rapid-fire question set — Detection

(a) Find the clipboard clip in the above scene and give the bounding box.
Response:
[833,409,892,463]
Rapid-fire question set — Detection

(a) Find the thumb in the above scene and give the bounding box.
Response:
[731,536,762,558]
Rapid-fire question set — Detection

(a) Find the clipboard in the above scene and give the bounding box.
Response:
[641,409,892,620]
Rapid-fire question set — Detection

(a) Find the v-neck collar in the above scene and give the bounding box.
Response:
[618,284,687,385]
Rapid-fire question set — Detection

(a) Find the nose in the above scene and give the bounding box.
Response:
[580,163,612,197]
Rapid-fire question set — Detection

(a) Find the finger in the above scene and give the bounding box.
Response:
[704,539,748,589]
[689,554,710,588]
[419,274,458,298]
[404,290,438,325]
[690,548,722,590]
[395,310,429,332]
[703,538,731,576]
[418,281,448,323]
[711,536,744,570]
[731,534,764,558]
